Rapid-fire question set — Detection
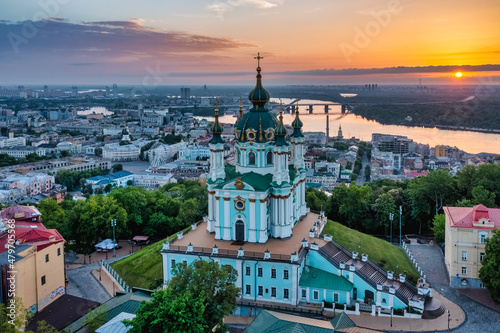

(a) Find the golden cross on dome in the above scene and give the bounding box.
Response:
[238,97,243,106]
[254,52,263,67]
[214,99,219,108]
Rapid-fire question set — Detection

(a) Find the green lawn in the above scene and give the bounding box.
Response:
[322,220,419,284]
[110,229,186,289]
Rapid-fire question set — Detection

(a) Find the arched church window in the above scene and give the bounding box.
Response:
[236,149,240,163]
[267,151,273,164]
[249,151,256,165]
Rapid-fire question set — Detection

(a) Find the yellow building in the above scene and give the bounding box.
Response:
[0,205,66,313]
[434,145,447,158]
[444,205,500,288]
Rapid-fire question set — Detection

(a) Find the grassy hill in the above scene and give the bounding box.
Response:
[322,220,419,283]
[111,220,419,289]
[110,226,192,289]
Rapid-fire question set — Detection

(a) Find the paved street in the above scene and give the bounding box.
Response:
[407,244,500,332]
[119,160,151,174]
[66,262,112,304]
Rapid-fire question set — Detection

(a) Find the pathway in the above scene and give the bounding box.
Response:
[407,244,500,332]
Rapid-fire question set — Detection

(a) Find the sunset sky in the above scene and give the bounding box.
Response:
[1,0,499,85]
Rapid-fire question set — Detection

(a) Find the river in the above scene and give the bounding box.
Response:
[198,98,500,155]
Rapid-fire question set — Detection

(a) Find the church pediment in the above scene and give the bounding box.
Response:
[223,177,255,191]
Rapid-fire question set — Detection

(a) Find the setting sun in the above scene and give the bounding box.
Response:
[455,72,463,78]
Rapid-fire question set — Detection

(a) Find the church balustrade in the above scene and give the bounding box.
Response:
[165,244,306,263]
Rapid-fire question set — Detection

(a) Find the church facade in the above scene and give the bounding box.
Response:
[161,58,431,316]
[206,59,307,243]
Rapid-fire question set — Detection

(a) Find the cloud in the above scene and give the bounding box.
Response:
[208,0,284,18]
[277,64,500,76]
[0,18,253,57]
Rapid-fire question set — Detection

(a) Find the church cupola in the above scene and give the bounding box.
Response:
[209,103,224,145]
[235,54,278,144]
[290,103,305,170]
[275,107,288,146]
[248,53,270,109]
[291,107,304,138]
[208,101,226,181]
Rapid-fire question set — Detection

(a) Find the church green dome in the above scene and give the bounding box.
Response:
[248,67,270,108]
[236,111,278,143]
[291,109,304,138]
[209,107,224,144]
[274,109,288,146]
[236,60,278,143]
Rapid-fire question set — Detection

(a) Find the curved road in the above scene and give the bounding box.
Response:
[407,244,500,333]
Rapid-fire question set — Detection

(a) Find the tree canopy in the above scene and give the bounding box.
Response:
[479,229,500,302]
[126,260,239,333]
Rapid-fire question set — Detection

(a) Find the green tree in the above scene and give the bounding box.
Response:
[84,305,107,333]
[109,186,149,234]
[471,185,496,207]
[169,260,240,333]
[408,169,458,234]
[104,183,113,193]
[305,188,329,212]
[31,320,59,333]
[112,164,123,173]
[329,182,372,230]
[472,164,500,206]
[479,229,500,302]
[0,297,27,333]
[125,287,206,333]
[456,198,473,207]
[179,198,201,225]
[372,192,396,233]
[431,214,445,243]
[67,195,128,254]
[36,198,67,236]
[364,165,371,181]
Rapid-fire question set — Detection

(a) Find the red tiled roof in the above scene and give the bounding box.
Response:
[444,205,500,229]
[0,223,64,254]
[0,205,41,220]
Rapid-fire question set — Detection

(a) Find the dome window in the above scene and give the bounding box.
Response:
[235,197,245,211]
[246,129,256,141]
[249,151,256,165]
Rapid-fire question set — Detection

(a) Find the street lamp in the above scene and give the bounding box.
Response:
[111,219,117,258]
[399,206,402,247]
[447,310,450,331]
[389,213,394,244]
[390,307,393,327]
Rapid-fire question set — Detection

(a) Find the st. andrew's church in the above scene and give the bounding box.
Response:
[206,55,307,243]
[161,57,437,317]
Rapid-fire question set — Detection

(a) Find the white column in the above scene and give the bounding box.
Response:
[207,193,214,232]
[260,200,268,243]
[279,198,284,228]
[223,198,231,240]
[249,199,256,242]
[215,197,221,239]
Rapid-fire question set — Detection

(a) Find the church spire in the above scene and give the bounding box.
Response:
[236,97,243,125]
[275,100,288,146]
[209,100,224,144]
[248,53,270,110]
[291,99,304,138]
